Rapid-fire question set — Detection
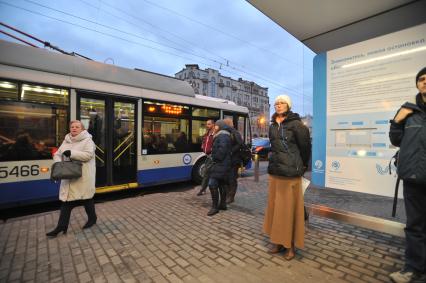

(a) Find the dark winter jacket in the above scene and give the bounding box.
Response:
[267,111,311,177]
[226,126,243,166]
[389,93,426,184]
[209,130,232,180]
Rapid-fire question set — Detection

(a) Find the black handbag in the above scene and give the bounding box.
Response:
[203,156,215,176]
[51,157,82,181]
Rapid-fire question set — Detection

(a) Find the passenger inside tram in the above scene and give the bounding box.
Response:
[0,131,48,161]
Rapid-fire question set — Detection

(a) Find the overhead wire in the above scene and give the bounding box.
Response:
[0,1,217,65]
[22,0,225,66]
[140,0,304,69]
[0,29,39,47]
[77,0,193,51]
[87,0,310,97]
[94,0,235,66]
[0,0,312,100]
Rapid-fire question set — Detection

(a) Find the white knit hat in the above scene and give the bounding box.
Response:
[274,94,292,109]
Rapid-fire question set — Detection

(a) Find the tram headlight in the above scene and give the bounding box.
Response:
[40,167,50,173]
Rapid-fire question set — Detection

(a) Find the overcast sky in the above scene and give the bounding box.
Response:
[0,0,315,116]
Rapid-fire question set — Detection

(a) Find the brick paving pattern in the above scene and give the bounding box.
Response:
[0,173,405,282]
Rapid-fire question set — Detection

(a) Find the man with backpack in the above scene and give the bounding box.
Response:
[224,118,243,204]
[389,67,426,283]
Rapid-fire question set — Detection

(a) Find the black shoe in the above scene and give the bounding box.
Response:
[412,273,426,283]
[82,218,97,229]
[46,227,67,237]
[207,208,219,216]
[390,267,425,283]
[304,206,310,222]
[219,204,227,210]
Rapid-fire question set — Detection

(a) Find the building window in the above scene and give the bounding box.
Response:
[210,77,216,97]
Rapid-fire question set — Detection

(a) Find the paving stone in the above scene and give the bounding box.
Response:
[0,171,406,283]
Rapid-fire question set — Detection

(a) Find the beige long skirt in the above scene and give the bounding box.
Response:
[263,174,305,249]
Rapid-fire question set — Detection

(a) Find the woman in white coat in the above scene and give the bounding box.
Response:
[46,120,97,237]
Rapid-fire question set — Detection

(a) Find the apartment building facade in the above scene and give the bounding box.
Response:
[175,64,270,137]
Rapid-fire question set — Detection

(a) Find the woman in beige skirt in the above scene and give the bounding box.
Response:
[263,94,311,260]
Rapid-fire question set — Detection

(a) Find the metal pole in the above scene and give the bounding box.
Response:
[0,30,39,48]
[254,153,259,182]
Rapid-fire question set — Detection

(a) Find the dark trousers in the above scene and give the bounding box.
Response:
[200,156,212,193]
[403,181,426,273]
[200,170,210,192]
[57,198,97,229]
[226,164,239,202]
[209,177,227,208]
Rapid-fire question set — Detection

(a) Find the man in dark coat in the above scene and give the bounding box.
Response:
[389,67,426,283]
[207,120,232,216]
[223,118,243,204]
[197,119,215,196]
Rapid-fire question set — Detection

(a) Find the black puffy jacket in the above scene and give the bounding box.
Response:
[226,126,243,166]
[209,130,232,180]
[389,93,426,184]
[267,111,311,177]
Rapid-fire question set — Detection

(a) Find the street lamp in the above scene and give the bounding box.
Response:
[257,116,265,137]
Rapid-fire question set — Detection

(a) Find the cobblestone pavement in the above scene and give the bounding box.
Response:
[0,173,405,283]
[246,162,406,223]
[302,172,406,223]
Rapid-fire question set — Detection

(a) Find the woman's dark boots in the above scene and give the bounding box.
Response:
[83,199,97,229]
[218,187,227,210]
[207,187,219,216]
[46,202,71,237]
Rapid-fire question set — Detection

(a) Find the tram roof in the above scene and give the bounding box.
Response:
[0,39,195,97]
[247,0,426,53]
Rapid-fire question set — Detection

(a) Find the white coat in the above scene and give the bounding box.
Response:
[53,130,96,201]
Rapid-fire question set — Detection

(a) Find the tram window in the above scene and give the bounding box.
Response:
[0,81,18,100]
[0,101,68,161]
[223,114,233,121]
[21,84,68,105]
[237,116,245,141]
[191,120,207,151]
[143,116,189,154]
[192,107,220,118]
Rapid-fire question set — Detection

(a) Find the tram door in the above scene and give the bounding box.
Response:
[78,94,137,187]
[223,112,249,143]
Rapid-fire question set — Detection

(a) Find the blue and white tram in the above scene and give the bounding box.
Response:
[0,40,251,208]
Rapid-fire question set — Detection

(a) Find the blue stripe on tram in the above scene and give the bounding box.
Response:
[137,166,192,186]
[0,179,59,208]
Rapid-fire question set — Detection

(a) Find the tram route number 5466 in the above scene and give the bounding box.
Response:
[0,165,40,178]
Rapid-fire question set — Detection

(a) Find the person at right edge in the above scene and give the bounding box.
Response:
[389,67,426,283]
[263,94,311,261]
[223,118,243,204]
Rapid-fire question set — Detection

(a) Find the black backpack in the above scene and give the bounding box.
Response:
[239,143,252,166]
